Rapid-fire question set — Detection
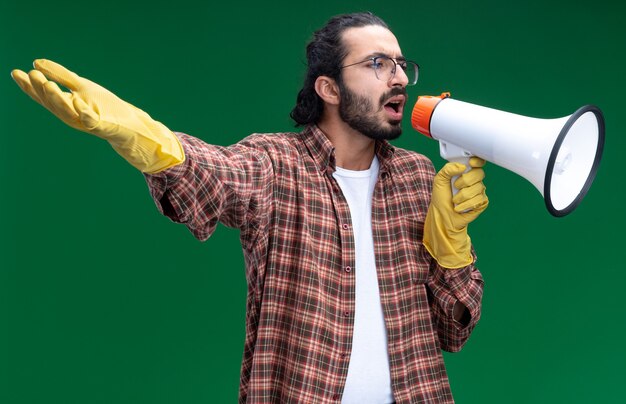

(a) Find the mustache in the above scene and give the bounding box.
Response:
[379,87,407,105]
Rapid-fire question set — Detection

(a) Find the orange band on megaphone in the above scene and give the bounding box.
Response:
[411,92,451,138]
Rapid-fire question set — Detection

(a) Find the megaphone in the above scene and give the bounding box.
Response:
[411,93,605,217]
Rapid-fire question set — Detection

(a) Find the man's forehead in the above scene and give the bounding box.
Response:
[342,25,402,59]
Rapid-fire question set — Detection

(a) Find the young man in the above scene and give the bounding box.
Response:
[12,11,488,404]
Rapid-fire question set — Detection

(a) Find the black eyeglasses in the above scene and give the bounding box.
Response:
[341,56,419,86]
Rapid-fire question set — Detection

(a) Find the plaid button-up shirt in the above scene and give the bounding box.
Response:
[145,125,484,403]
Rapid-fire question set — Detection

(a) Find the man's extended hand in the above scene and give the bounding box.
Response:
[423,157,489,269]
[11,59,184,174]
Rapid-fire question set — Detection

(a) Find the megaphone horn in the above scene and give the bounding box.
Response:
[411,93,605,217]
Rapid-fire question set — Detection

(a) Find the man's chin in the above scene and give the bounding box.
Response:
[366,126,402,141]
[343,116,403,141]
[385,129,402,141]
[384,121,403,140]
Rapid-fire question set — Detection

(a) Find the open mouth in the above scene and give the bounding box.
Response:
[385,101,401,112]
[383,95,405,119]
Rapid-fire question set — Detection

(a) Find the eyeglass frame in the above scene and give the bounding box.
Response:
[340,55,420,86]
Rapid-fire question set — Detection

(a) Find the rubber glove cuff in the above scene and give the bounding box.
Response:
[423,209,473,269]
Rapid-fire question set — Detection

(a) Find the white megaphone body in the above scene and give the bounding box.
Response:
[411,93,605,217]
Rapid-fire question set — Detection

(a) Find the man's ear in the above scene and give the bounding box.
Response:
[314,76,340,105]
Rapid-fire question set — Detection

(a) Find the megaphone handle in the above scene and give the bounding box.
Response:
[438,141,472,197]
[449,157,471,197]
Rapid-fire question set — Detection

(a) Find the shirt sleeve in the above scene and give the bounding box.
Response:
[426,253,484,352]
[143,132,273,243]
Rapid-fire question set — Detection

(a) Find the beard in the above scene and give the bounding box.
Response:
[338,82,406,141]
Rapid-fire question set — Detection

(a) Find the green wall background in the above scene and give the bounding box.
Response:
[2,0,624,402]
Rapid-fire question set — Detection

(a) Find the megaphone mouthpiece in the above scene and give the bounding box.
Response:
[411,92,451,138]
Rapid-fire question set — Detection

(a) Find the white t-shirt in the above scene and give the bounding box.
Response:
[332,156,394,404]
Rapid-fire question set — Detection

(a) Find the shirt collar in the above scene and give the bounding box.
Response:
[301,125,396,174]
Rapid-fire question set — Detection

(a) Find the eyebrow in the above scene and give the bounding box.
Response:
[364,52,407,62]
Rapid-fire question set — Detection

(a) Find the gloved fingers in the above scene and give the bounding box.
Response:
[454,194,487,216]
[453,180,485,203]
[34,59,81,91]
[435,162,467,185]
[11,69,44,104]
[453,182,488,211]
[27,69,54,110]
[28,70,82,125]
[42,80,80,125]
[454,185,488,215]
[454,167,485,189]
[455,193,488,218]
[73,96,100,131]
[469,156,487,168]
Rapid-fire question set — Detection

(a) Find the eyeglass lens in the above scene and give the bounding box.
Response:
[375,57,418,85]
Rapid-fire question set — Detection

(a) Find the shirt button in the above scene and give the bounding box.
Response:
[342,223,349,230]
[332,393,341,400]
[344,311,350,317]
[345,266,352,273]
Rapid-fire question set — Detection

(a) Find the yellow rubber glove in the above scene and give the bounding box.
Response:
[424,157,489,269]
[11,59,184,174]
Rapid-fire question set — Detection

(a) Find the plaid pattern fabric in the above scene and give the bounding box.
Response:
[145,125,483,403]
